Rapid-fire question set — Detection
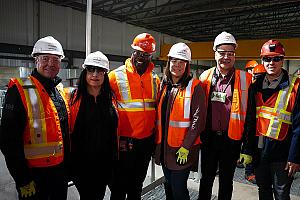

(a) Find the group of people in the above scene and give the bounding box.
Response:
[0,30,299,200]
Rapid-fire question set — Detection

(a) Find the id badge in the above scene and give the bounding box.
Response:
[211,91,226,103]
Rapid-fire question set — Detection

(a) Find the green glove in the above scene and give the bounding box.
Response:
[239,153,253,166]
[176,147,189,165]
[19,180,36,198]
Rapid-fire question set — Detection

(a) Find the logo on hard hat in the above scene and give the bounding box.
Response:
[177,49,188,57]
[224,35,231,41]
[47,44,59,51]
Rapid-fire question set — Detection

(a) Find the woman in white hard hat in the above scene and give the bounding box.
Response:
[68,51,118,199]
[154,43,207,200]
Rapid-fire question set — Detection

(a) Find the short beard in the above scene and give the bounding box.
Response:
[134,59,149,75]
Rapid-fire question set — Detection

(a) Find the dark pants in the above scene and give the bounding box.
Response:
[72,164,111,200]
[198,132,241,200]
[110,135,154,200]
[255,161,293,200]
[17,163,68,200]
[162,166,191,200]
[245,164,255,176]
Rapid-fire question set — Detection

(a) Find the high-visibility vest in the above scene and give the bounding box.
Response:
[109,58,160,139]
[156,79,201,147]
[8,76,70,168]
[200,67,252,140]
[64,87,80,134]
[256,76,300,140]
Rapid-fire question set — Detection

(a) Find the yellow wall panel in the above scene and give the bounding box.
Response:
[160,39,300,60]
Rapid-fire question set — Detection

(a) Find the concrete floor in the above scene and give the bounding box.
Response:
[1,151,300,200]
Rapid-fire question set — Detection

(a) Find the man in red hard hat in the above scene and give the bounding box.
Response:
[109,33,160,199]
[241,40,300,199]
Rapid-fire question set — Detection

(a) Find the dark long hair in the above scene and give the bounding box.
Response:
[72,69,113,108]
[162,57,192,89]
[157,57,192,104]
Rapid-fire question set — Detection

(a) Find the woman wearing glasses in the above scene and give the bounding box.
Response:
[154,43,207,200]
[69,51,118,199]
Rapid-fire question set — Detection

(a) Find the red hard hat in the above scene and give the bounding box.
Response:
[253,64,266,74]
[260,40,285,57]
[245,60,258,69]
[131,33,156,53]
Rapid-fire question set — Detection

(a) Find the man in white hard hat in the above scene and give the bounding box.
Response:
[198,31,252,200]
[0,36,70,200]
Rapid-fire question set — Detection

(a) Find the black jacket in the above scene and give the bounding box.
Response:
[0,69,69,186]
[70,90,118,171]
[242,69,300,164]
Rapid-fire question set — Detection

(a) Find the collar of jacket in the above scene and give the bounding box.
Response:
[254,69,290,91]
[31,68,62,89]
[125,58,154,74]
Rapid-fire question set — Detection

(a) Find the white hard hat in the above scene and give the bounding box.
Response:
[31,36,64,58]
[82,51,109,71]
[167,42,191,62]
[213,31,237,51]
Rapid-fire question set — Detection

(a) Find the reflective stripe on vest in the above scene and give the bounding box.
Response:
[17,77,63,160]
[20,78,47,144]
[200,67,251,140]
[231,71,247,121]
[169,79,193,127]
[256,76,297,140]
[114,65,157,111]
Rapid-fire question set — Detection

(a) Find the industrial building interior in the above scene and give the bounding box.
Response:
[1,0,300,199]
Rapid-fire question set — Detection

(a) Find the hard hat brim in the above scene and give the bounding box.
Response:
[131,44,155,53]
[261,52,284,57]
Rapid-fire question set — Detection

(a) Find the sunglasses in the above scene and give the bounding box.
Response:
[262,56,284,62]
[86,66,106,74]
[133,50,152,59]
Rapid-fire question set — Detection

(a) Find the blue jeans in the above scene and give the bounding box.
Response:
[255,161,293,200]
[162,166,191,200]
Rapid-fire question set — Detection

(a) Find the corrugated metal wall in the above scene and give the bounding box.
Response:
[0,0,183,60]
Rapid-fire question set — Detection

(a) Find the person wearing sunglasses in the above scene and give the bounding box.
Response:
[154,43,207,200]
[241,40,300,200]
[68,51,118,199]
[109,33,160,199]
[198,31,252,200]
[0,36,70,200]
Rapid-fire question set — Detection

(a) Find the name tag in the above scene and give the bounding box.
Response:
[211,91,226,103]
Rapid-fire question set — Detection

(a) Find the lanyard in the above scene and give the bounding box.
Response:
[215,68,234,93]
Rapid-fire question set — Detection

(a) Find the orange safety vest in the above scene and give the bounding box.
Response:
[256,76,300,140]
[156,79,201,147]
[109,58,160,139]
[8,76,70,168]
[64,87,80,134]
[200,67,252,140]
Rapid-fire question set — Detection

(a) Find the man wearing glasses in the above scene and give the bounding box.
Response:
[241,40,300,200]
[0,36,70,200]
[198,31,252,200]
[109,33,160,199]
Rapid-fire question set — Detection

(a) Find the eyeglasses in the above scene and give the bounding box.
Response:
[170,59,187,67]
[216,51,235,57]
[86,66,106,75]
[133,50,152,59]
[262,56,284,62]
